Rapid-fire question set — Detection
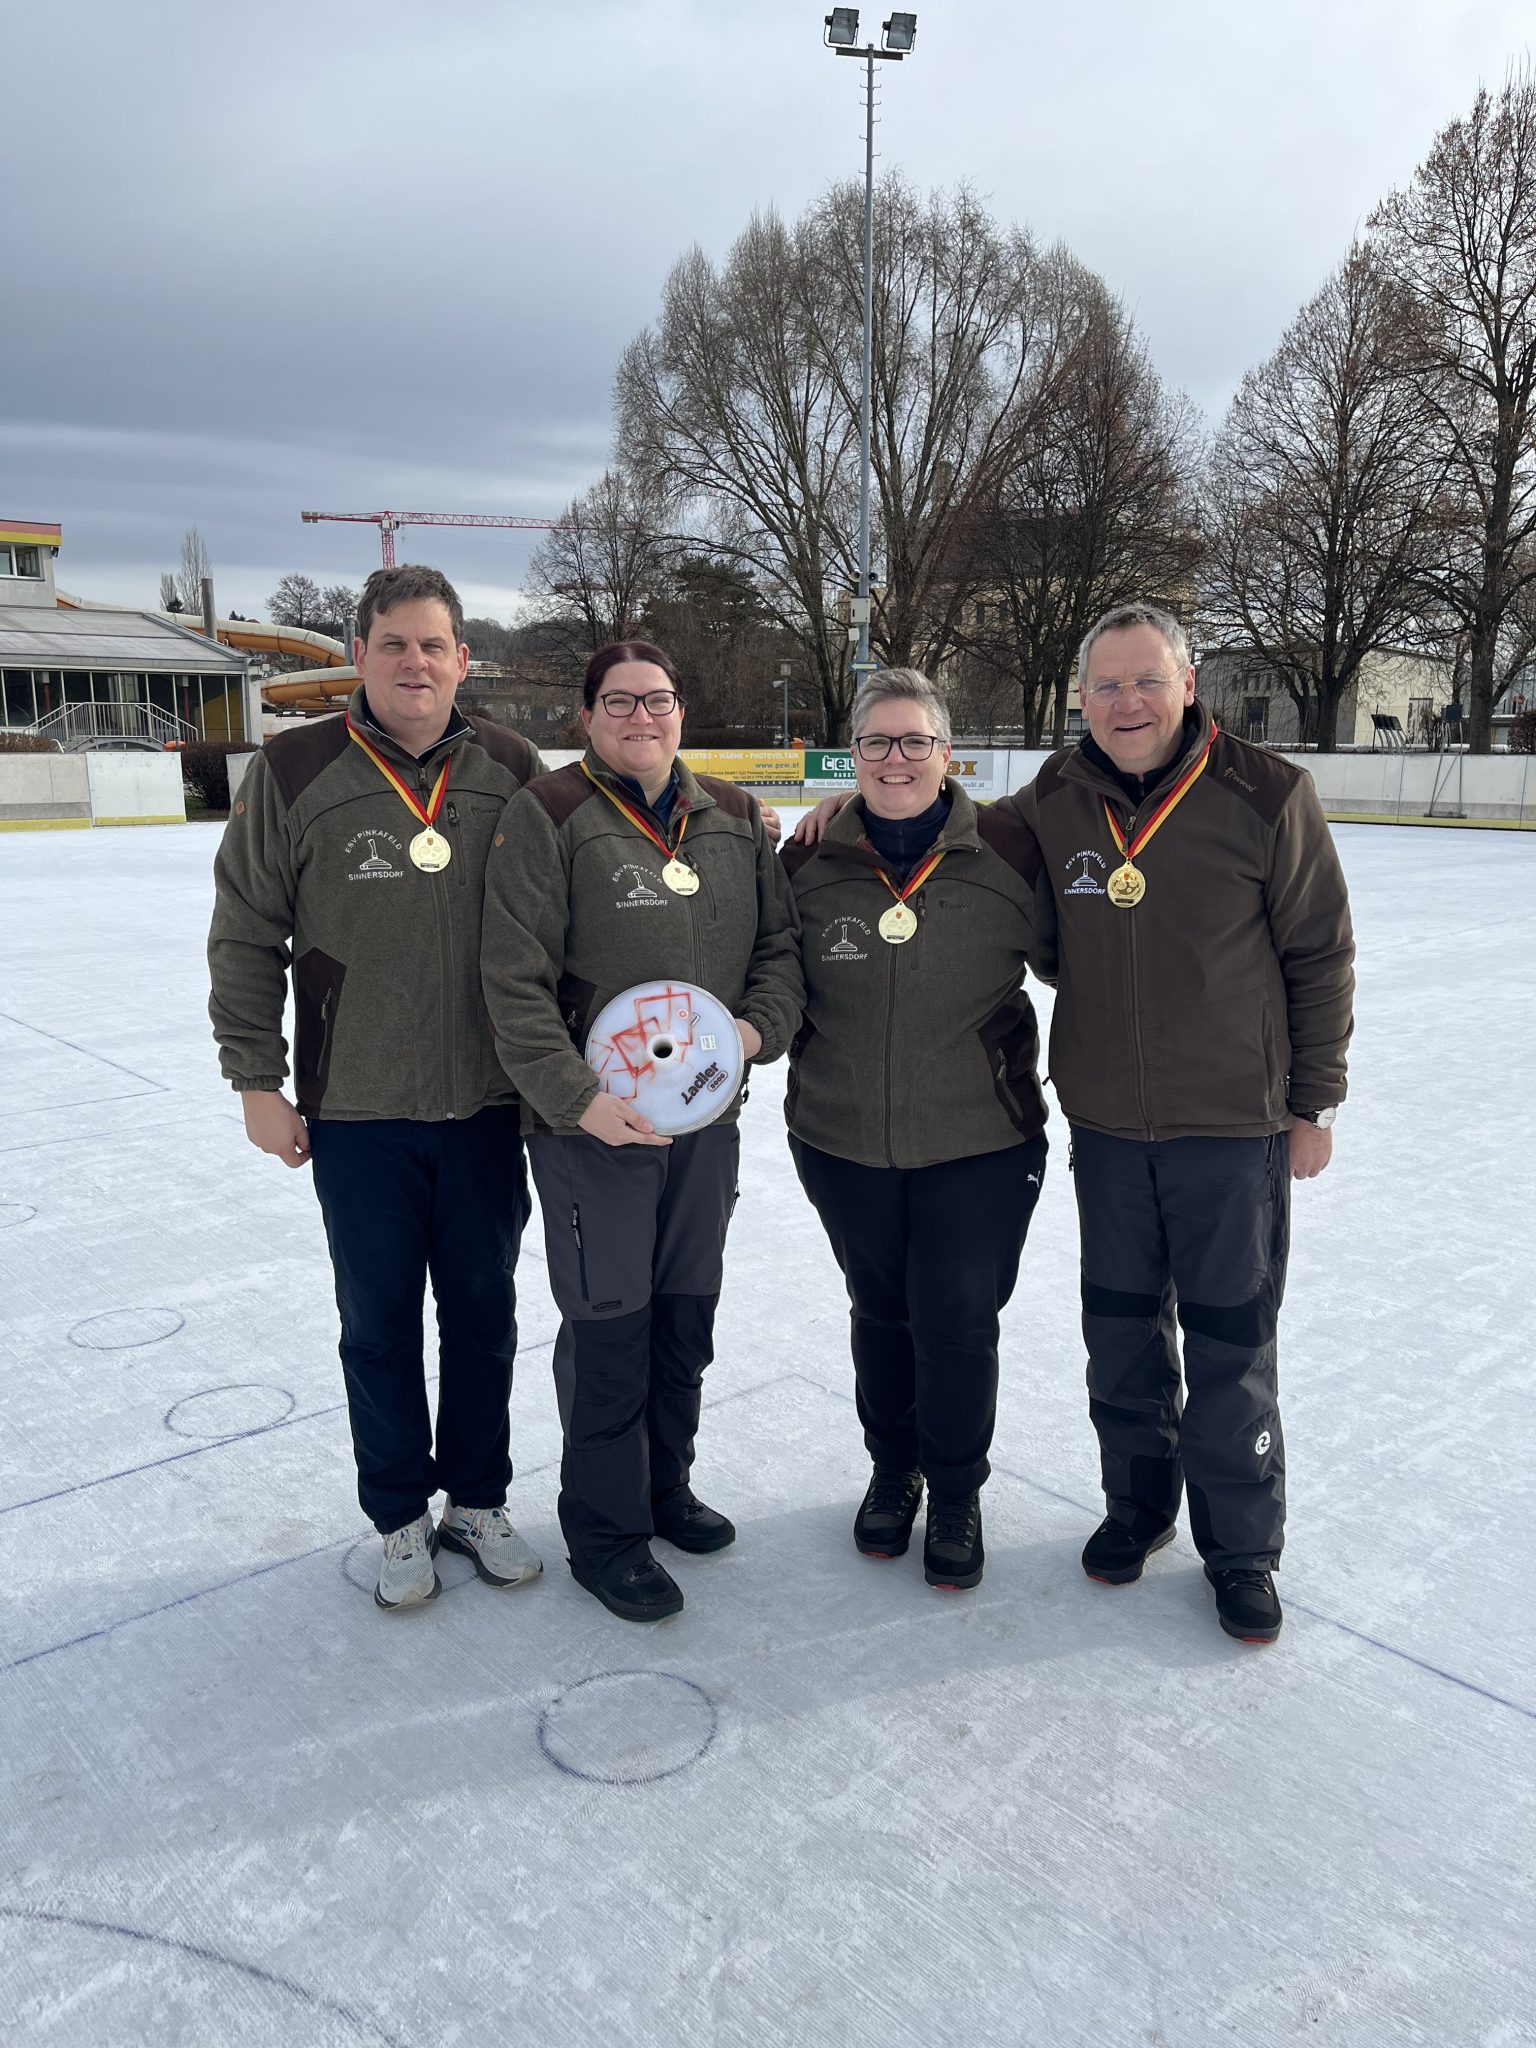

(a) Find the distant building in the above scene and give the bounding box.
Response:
[1194,645,1455,748]
[0,521,257,744]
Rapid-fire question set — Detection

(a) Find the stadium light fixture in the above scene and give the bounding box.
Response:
[882,12,917,51]
[824,8,860,46]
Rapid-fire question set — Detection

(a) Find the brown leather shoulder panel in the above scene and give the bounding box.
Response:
[528,760,597,829]
[695,775,753,820]
[467,717,536,785]
[780,837,818,883]
[976,803,1044,884]
[264,717,351,809]
[1207,732,1304,826]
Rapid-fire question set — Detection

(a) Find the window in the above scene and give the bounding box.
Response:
[1244,697,1270,742]
[0,545,42,578]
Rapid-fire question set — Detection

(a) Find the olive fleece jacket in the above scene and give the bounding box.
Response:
[1006,703,1355,1141]
[208,688,545,1120]
[780,781,1056,1170]
[481,751,804,1133]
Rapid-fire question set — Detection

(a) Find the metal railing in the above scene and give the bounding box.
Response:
[28,701,201,751]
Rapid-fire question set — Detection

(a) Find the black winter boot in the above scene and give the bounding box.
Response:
[1081,1515,1176,1585]
[1205,1564,1282,1643]
[854,1468,924,1557]
[924,1493,984,1590]
[569,1547,684,1623]
[653,1485,736,1554]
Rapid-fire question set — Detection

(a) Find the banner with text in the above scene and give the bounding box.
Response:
[801,747,1009,797]
[680,749,802,784]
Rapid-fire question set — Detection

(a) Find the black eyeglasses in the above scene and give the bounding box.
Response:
[597,689,679,718]
[852,733,943,762]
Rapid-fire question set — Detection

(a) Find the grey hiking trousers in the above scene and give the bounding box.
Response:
[1071,1127,1291,1572]
[528,1126,740,1571]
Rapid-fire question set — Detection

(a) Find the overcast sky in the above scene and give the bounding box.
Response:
[3,0,1530,622]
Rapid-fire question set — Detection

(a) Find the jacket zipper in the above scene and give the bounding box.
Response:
[318,990,334,1074]
[1120,797,1153,1139]
[445,799,466,890]
[421,767,457,1118]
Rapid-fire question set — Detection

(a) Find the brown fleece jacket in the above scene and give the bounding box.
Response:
[208,687,545,1120]
[1007,702,1355,1141]
[780,781,1056,1170]
[481,751,804,1133]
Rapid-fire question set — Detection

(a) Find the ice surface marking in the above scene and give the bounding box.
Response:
[163,1383,298,1440]
[67,1306,185,1351]
[537,1670,719,1784]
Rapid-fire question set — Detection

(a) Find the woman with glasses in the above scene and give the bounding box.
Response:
[781,670,1054,1591]
[481,640,803,1623]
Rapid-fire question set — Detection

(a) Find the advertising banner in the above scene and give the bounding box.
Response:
[802,748,856,791]
[680,749,802,784]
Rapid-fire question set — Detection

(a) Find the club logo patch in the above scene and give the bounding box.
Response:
[1065,850,1107,897]
[820,916,871,963]
[613,863,666,908]
[1255,1430,1272,1456]
[345,829,405,882]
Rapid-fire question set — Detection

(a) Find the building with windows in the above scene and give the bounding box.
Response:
[0,520,256,745]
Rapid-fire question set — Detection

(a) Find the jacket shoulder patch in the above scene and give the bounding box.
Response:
[468,717,536,785]
[527,761,596,829]
[780,837,818,882]
[265,717,351,809]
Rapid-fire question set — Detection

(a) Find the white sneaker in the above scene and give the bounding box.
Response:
[438,1499,543,1588]
[375,1512,441,1612]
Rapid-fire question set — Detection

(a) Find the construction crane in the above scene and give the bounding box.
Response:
[300,508,556,568]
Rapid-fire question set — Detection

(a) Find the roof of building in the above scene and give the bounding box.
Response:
[0,605,247,675]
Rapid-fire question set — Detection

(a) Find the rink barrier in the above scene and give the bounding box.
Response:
[0,749,187,827]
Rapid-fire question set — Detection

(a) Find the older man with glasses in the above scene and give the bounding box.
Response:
[1006,602,1355,1643]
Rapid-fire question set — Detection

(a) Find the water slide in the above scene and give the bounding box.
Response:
[56,591,356,709]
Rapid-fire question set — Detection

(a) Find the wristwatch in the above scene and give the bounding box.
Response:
[1290,1105,1337,1128]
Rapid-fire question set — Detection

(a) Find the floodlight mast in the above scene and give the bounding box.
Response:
[822,13,917,680]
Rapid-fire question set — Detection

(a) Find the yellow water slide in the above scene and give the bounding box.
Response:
[55,591,356,709]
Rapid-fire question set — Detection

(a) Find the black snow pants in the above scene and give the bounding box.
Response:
[1071,1127,1290,1573]
[527,1125,740,1573]
[791,1134,1049,1497]
[308,1107,530,1534]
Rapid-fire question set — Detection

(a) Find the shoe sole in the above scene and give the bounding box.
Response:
[374,1527,441,1611]
[1083,1522,1177,1585]
[654,1525,736,1555]
[568,1560,684,1623]
[855,1530,915,1559]
[437,1523,543,1587]
[924,1564,984,1590]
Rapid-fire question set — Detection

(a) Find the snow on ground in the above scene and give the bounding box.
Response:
[1,818,1533,2048]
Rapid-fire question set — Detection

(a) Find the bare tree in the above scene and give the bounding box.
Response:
[1201,244,1449,750]
[618,182,1070,742]
[176,526,212,612]
[525,468,674,657]
[1370,68,1536,752]
[158,572,181,612]
[947,267,1202,745]
[268,573,327,629]
[319,583,360,637]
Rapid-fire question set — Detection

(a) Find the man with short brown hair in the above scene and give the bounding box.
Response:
[209,564,547,1613]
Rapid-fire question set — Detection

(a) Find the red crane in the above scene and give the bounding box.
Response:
[301,508,556,569]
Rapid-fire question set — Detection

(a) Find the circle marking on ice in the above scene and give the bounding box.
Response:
[67,1306,185,1351]
[164,1383,298,1440]
[538,1669,719,1785]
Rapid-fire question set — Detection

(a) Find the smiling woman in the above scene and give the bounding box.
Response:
[780,667,1056,1595]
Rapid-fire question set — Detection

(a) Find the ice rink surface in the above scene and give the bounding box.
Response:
[1,817,1534,2047]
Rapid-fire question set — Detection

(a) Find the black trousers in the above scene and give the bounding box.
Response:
[791,1135,1049,1497]
[1071,1126,1290,1572]
[528,1125,740,1573]
[308,1107,530,1533]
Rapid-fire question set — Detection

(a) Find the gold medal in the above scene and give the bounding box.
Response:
[878,902,919,943]
[662,858,699,896]
[410,828,452,873]
[1107,861,1145,908]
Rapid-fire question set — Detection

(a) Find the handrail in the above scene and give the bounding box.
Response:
[28,701,202,751]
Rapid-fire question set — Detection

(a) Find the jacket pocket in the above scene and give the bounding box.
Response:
[784,1016,816,1127]
[294,948,346,1114]
[977,998,1047,1139]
